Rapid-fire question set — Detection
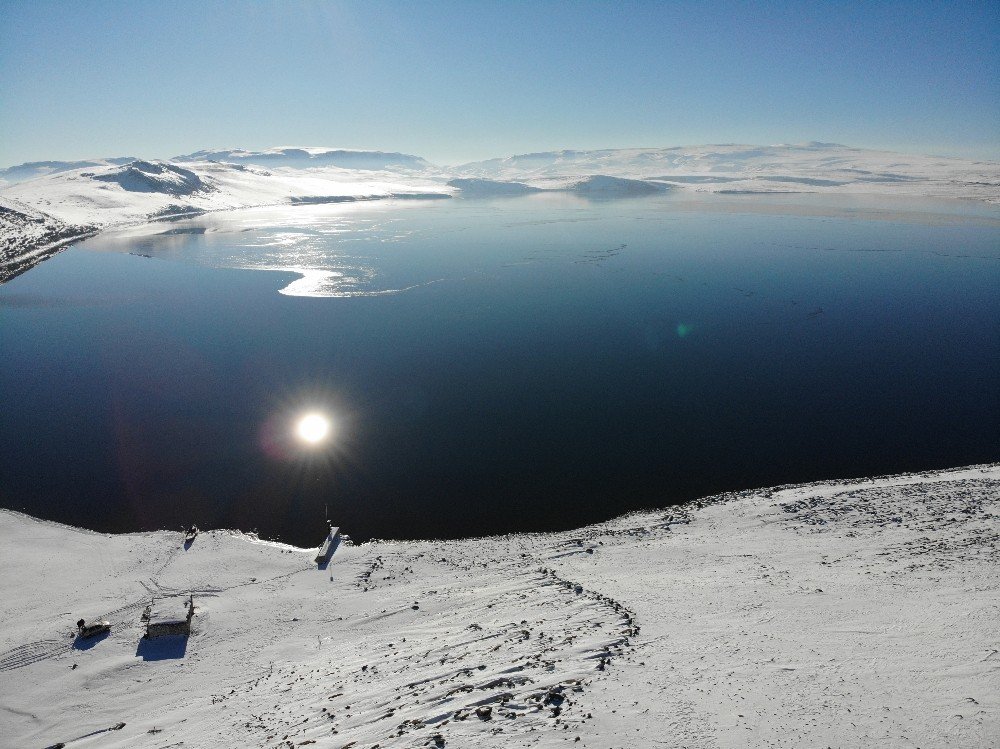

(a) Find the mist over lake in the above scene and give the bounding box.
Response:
[1,193,997,546]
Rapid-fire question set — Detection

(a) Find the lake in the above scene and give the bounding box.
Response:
[1,192,998,546]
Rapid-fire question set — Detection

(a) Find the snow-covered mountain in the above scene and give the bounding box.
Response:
[0,157,137,184]
[1,463,997,747]
[455,142,973,178]
[453,142,1000,200]
[0,158,449,227]
[91,160,213,196]
[173,146,433,171]
[0,148,433,185]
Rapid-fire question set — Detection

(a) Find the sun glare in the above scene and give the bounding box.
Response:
[296,413,331,444]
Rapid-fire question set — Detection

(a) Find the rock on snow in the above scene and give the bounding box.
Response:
[0,464,997,748]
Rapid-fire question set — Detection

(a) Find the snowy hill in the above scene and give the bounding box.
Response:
[0,158,450,229]
[0,157,137,185]
[1,464,996,748]
[90,160,213,196]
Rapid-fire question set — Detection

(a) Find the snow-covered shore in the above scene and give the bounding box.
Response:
[2,464,997,748]
[0,196,98,284]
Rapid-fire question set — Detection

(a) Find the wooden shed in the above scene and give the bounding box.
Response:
[144,595,194,638]
[315,525,341,564]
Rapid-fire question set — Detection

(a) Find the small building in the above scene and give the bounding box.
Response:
[315,525,341,564]
[144,595,194,638]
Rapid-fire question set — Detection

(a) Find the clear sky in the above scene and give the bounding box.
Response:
[1,0,997,167]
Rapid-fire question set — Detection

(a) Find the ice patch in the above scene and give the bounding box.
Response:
[275,268,348,297]
[273,267,447,298]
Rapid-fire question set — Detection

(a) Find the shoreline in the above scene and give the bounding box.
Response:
[1,460,997,548]
[0,461,1000,552]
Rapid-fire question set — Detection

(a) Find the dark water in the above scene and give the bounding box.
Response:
[1,194,998,546]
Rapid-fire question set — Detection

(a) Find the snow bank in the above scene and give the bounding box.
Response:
[1,464,996,748]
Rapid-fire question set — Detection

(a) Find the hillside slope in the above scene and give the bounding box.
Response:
[1,464,996,748]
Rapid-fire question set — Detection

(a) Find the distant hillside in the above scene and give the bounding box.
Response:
[0,157,136,184]
[451,143,999,202]
[455,142,997,182]
[174,147,433,171]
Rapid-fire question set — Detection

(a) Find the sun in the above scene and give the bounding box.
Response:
[296,413,331,444]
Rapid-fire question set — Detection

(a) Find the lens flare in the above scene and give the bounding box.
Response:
[296,413,330,444]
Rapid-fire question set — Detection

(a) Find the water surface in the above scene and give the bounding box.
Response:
[1,193,997,545]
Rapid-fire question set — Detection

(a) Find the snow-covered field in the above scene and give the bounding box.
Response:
[2,464,997,748]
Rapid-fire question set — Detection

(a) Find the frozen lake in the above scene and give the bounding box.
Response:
[1,193,998,545]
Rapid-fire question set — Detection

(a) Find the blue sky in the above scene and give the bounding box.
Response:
[1,1,997,166]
